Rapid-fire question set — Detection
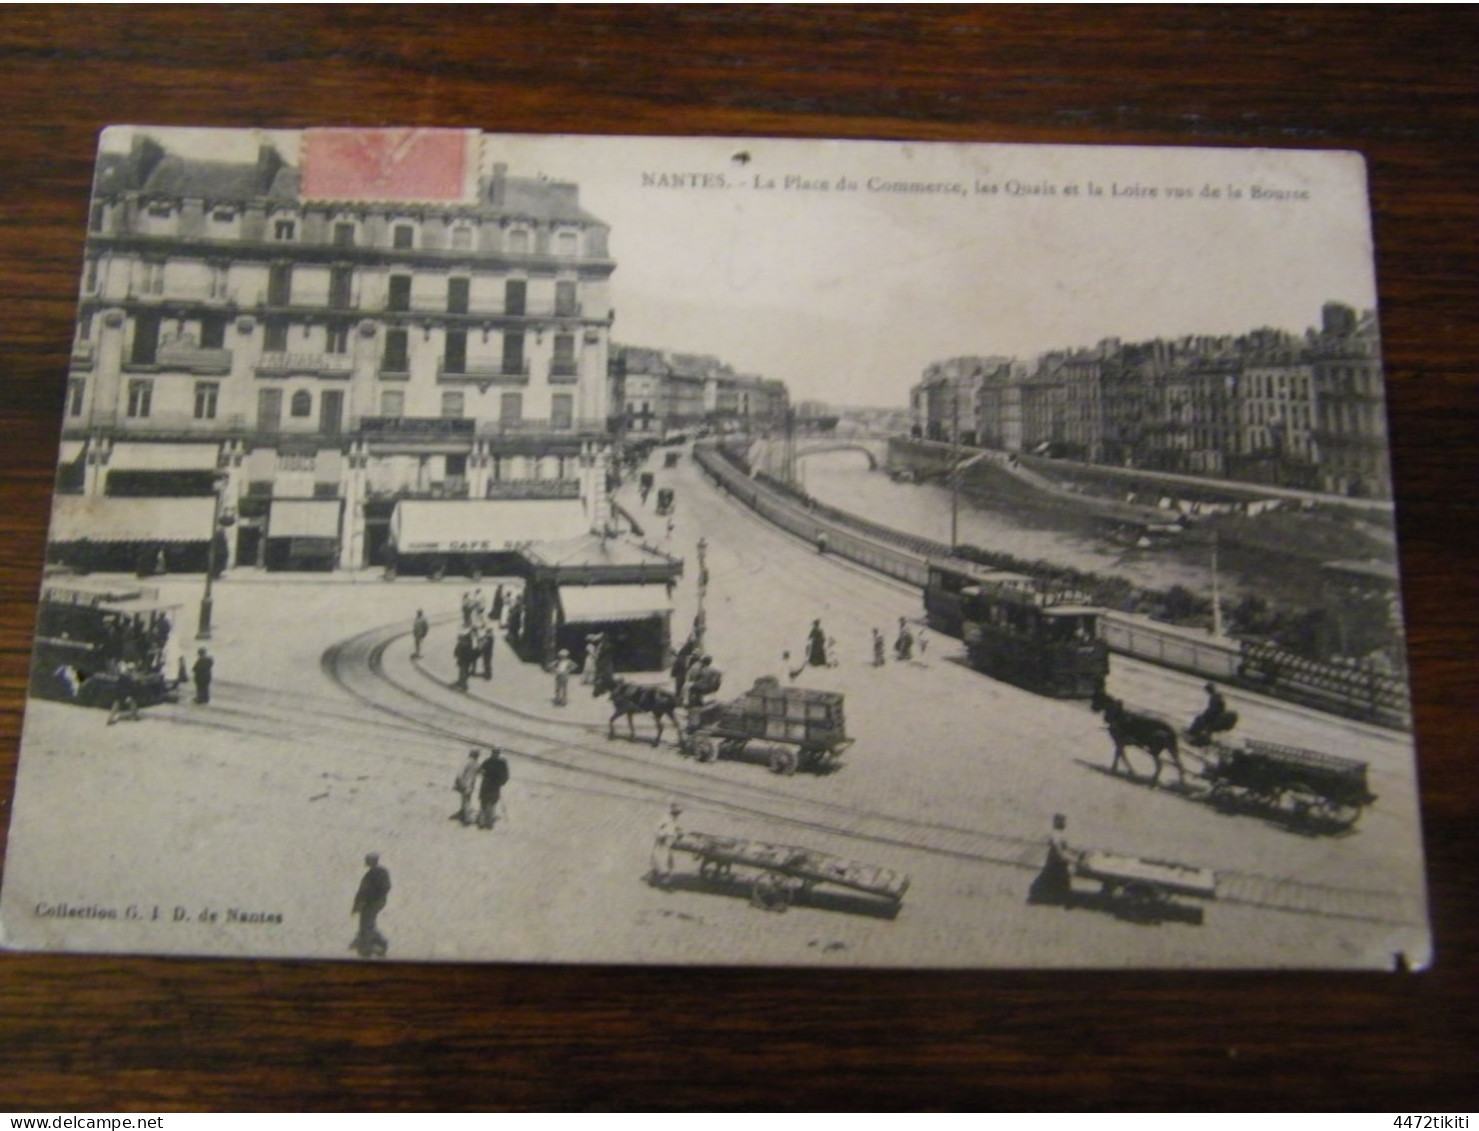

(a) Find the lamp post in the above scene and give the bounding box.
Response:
[950,452,988,553]
[196,474,232,640]
[694,536,709,650]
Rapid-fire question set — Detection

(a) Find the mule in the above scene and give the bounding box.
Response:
[595,671,680,747]
[1090,682,1186,788]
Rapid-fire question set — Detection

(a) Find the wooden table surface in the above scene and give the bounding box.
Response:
[0,6,1474,1112]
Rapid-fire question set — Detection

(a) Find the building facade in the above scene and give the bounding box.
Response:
[63,132,618,570]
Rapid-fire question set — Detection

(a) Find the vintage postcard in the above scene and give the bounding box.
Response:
[0,128,1428,967]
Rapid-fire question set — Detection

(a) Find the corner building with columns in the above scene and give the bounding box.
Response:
[60,129,617,573]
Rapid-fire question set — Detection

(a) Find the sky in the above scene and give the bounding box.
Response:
[102,127,1381,408]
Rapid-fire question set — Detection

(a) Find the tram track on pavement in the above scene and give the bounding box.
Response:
[299,619,1417,929]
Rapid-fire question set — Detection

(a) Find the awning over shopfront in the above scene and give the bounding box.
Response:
[268,500,343,540]
[106,443,222,471]
[48,496,217,544]
[390,498,589,554]
[558,584,674,625]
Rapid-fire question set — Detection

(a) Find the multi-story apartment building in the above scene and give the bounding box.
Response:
[63,132,617,570]
[1311,303,1389,498]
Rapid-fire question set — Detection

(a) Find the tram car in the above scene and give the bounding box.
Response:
[959,575,1108,698]
[923,559,1039,638]
[32,579,183,709]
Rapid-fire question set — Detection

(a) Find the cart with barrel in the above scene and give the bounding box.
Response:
[679,680,852,775]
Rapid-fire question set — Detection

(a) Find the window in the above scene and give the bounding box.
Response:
[501,331,524,375]
[84,258,99,293]
[383,328,409,372]
[126,379,152,418]
[447,277,469,314]
[507,228,530,255]
[387,274,412,312]
[333,222,356,247]
[500,392,522,425]
[445,454,467,478]
[504,279,526,316]
[551,332,576,377]
[264,318,289,353]
[443,330,467,375]
[207,263,229,301]
[130,312,160,366]
[450,225,474,251]
[392,224,415,250]
[556,230,577,256]
[440,391,465,419]
[290,390,313,418]
[200,314,227,350]
[67,379,85,418]
[326,321,350,355]
[194,382,219,421]
[140,260,166,295]
[267,263,292,306]
[551,393,573,430]
[329,266,353,310]
[211,207,236,224]
[89,203,106,233]
[555,280,578,316]
[77,312,94,340]
[147,202,173,219]
[273,218,296,241]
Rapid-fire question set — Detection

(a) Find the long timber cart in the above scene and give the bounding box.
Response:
[679,681,851,775]
[1200,738,1377,832]
[1073,850,1218,925]
[668,830,909,915]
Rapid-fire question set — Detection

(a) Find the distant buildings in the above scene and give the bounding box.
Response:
[611,345,789,439]
[908,304,1390,498]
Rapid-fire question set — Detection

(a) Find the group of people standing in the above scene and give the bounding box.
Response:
[669,634,722,708]
[410,585,521,692]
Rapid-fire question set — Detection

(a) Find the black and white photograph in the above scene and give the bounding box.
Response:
[0,127,1429,968]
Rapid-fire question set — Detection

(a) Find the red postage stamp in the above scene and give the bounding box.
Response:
[301,127,477,203]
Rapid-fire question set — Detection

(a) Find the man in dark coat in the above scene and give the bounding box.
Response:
[192,647,214,704]
[479,626,495,680]
[453,631,475,691]
[351,852,391,958]
[411,609,429,659]
[478,748,510,830]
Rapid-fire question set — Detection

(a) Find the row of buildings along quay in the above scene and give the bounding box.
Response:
[909,302,1389,500]
[58,134,789,573]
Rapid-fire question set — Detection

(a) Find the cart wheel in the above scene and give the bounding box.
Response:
[750,873,791,912]
[768,746,799,776]
[695,738,719,764]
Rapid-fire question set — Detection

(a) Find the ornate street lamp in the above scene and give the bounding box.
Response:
[196,473,235,640]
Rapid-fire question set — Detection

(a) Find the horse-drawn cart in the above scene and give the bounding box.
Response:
[1201,738,1376,831]
[668,830,909,915]
[679,681,851,775]
[1073,850,1217,924]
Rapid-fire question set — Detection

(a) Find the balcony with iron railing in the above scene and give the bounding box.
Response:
[548,359,580,383]
[255,351,355,378]
[368,299,585,319]
[154,341,234,374]
[65,410,249,439]
[474,417,605,437]
[436,359,531,384]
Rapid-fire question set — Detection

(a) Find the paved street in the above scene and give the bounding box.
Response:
[0,449,1430,968]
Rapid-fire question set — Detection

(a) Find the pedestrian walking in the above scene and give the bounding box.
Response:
[411,609,429,659]
[490,585,505,625]
[192,647,214,704]
[478,747,510,830]
[872,627,886,667]
[453,630,476,691]
[649,802,684,887]
[894,617,914,662]
[479,625,495,680]
[551,648,577,706]
[350,852,391,958]
[454,749,482,826]
[807,619,828,667]
[581,633,603,686]
[1028,814,1078,906]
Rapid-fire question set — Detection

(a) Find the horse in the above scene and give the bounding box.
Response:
[594,670,680,747]
[1090,682,1186,788]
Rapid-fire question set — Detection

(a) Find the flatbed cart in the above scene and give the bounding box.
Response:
[667,830,910,915]
[679,681,852,775]
[1073,850,1217,925]
[1201,738,1376,831]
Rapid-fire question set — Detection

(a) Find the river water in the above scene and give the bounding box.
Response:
[799,449,1227,596]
